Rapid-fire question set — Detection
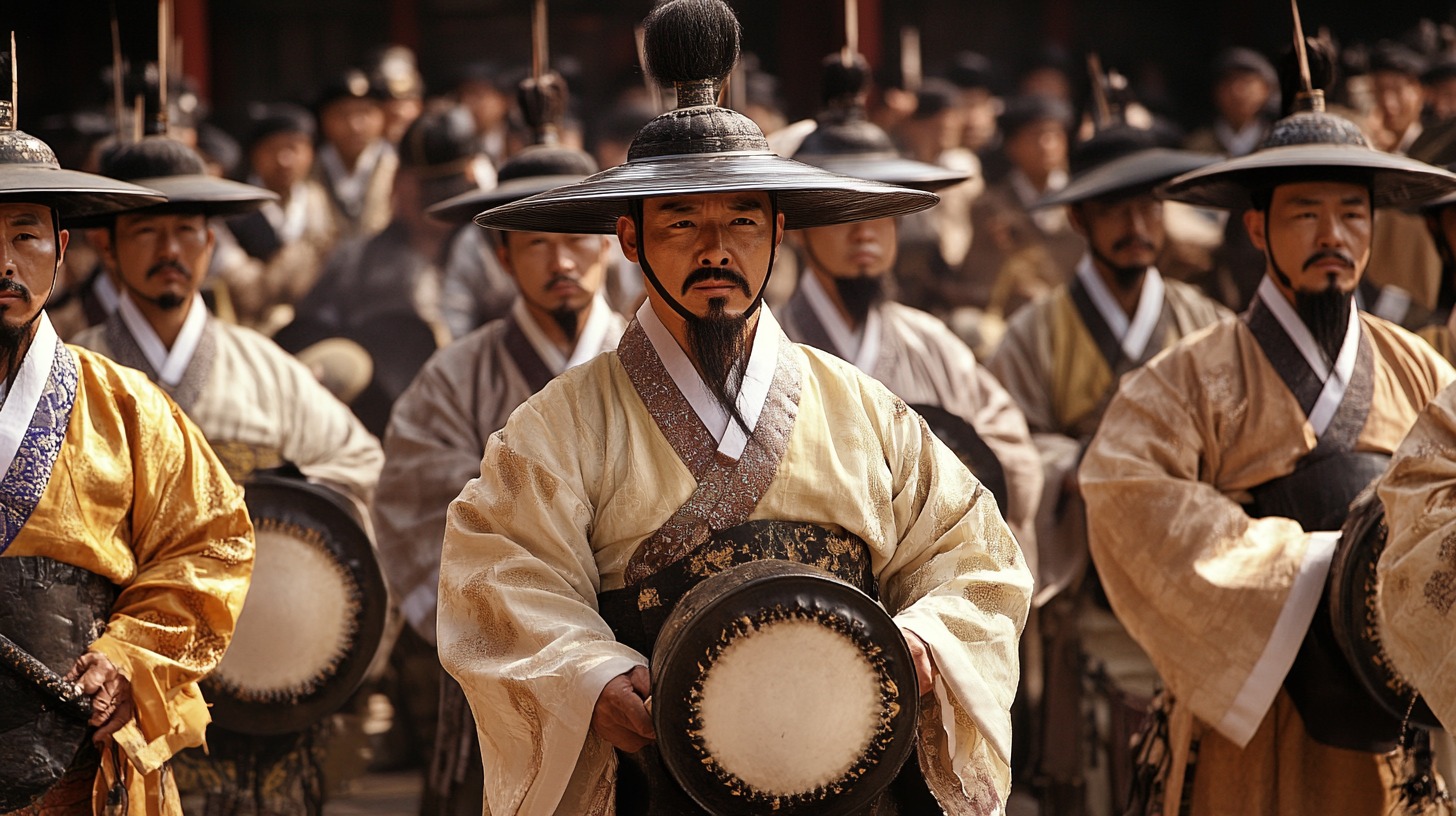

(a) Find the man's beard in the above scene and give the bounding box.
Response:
[137,261,192,311]
[685,297,751,434]
[1294,280,1354,365]
[549,305,580,341]
[833,275,887,325]
[0,279,37,382]
[1092,240,1154,289]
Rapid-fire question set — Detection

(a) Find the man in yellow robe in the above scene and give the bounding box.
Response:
[440,2,1032,813]
[0,129,253,814]
[1081,88,1456,815]
[69,137,383,814]
[984,125,1228,813]
[1376,378,1456,733]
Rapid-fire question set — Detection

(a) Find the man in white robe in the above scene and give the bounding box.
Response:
[375,142,625,815]
[440,2,1032,813]
[69,136,384,815]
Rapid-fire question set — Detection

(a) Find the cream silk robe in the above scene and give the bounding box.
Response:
[73,294,383,504]
[1378,379,1456,732]
[987,260,1229,604]
[438,304,1032,815]
[375,296,625,643]
[1081,279,1454,816]
[777,272,1043,563]
[3,315,254,815]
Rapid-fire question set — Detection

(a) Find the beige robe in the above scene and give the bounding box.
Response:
[438,306,1032,815]
[73,307,383,505]
[375,302,626,642]
[1377,379,1456,732]
[1081,305,1455,815]
[777,274,1042,564]
[987,267,1230,603]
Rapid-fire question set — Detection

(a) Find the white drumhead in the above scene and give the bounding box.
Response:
[696,617,883,796]
[212,521,358,700]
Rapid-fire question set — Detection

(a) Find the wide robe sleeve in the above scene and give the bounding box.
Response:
[437,378,645,816]
[1078,349,1326,748]
[1377,382,1456,730]
[375,342,499,644]
[868,381,1033,813]
[81,374,255,772]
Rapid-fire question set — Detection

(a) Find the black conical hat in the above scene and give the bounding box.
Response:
[1037,127,1219,208]
[68,136,276,227]
[475,0,936,234]
[0,130,164,219]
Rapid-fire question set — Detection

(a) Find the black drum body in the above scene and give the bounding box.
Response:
[910,403,1009,513]
[0,557,116,811]
[650,560,919,816]
[1330,490,1439,731]
[202,474,387,735]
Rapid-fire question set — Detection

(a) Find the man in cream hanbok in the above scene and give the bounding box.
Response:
[439,1,1032,813]
[1081,80,1456,815]
[984,125,1227,812]
[0,126,253,814]
[376,119,625,815]
[70,136,383,815]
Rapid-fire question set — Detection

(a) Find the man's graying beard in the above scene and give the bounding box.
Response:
[833,276,886,325]
[0,278,37,381]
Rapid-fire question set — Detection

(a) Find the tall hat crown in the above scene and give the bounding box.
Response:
[1162,0,1456,210]
[0,34,164,219]
[474,0,936,235]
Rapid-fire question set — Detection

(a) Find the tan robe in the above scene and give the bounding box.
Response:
[73,310,383,505]
[438,307,1032,815]
[374,304,626,642]
[987,270,1229,602]
[1081,309,1454,816]
[1377,380,1456,732]
[777,276,1042,563]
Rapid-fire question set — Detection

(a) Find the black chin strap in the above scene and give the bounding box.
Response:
[629,195,781,323]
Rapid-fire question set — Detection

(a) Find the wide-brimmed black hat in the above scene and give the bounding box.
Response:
[431,145,598,224]
[475,0,936,235]
[1161,106,1456,210]
[0,130,164,220]
[70,137,276,227]
[1037,127,1219,208]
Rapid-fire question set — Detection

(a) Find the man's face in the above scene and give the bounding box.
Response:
[799,218,897,280]
[1070,193,1165,278]
[1004,119,1068,180]
[617,191,783,318]
[500,231,610,317]
[250,132,314,195]
[1244,181,1372,296]
[1373,70,1425,138]
[104,212,214,310]
[0,204,65,331]
[320,98,385,160]
[1214,72,1271,127]
[959,88,1000,151]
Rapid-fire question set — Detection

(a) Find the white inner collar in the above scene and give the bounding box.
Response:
[512,293,613,375]
[1256,276,1361,437]
[799,270,882,375]
[0,313,60,482]
[636,300,780,460]
[117,292,209,388]
[1076,256,1165,362]
[93,273,121,315]
[252,179,312,243]
[320,141,388,209]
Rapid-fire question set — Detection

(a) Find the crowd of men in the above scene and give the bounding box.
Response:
[17,2,1456,815]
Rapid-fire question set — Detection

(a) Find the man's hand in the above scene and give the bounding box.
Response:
[902,630,938,697]
[591,665,655,752]
[64,652,134,747]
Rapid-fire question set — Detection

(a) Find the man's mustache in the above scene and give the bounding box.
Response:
[1113,236,1156,253]
[1303,249,1356,271]
[545,274,582,292]
[147,261,191,280]
[0,278,32,303]
[681,267,750,297]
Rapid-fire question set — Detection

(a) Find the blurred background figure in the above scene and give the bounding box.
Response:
[369,45,427,147]
[1184,47,1277,157]
[313,68,397,240]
